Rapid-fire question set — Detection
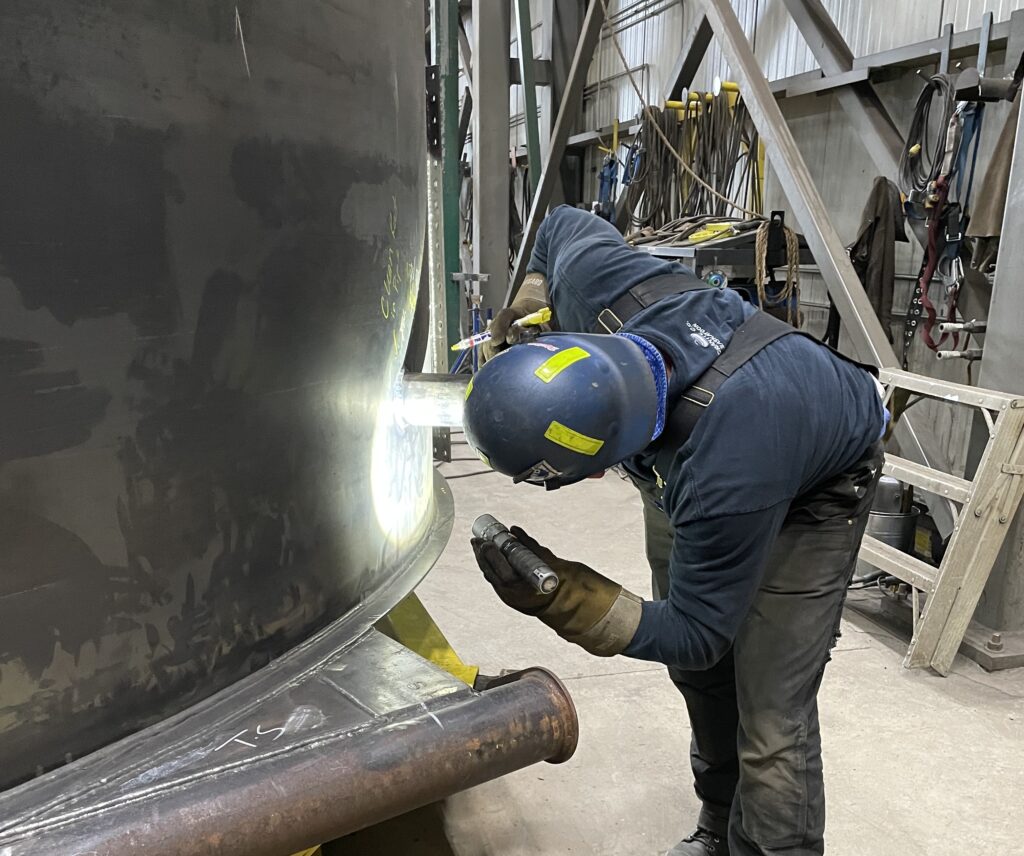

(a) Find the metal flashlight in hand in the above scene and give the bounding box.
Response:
[472,514,560,595]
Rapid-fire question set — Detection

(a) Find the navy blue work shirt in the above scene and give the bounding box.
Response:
[527,206,885,671]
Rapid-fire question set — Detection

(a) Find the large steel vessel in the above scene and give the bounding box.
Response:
[0,0,441,787]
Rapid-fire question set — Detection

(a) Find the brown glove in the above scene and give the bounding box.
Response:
[480,273,551,364]
[471,525,642,656]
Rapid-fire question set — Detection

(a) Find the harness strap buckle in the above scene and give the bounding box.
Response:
[682,386,715,408]
[597,307,624,334]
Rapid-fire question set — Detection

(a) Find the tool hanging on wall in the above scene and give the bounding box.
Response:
[900,69,988,368]
[966,48,1024,273]
[753,215,800,325]
[843,176,908,346]
[618,89,761,232]
[595,120,620,221]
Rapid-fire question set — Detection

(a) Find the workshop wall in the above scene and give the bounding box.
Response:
[571,0,1024,474]
[582,0,1024,129]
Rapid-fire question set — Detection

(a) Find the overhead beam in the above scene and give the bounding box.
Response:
[781,0,853,69]
[782,66,870,98]
[664,14,713,101]
[703,0,890,365]
[852,17,1012,70]
[781,0,903,181]
[506,0,605,304]
[698,0,947,494]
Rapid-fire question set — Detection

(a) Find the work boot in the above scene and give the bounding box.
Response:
[667,827,729,856]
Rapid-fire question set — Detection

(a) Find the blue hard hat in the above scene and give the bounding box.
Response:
[463,333,659,489]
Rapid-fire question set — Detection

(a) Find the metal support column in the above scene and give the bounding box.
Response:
[698,0,949,518]
[516,0,542,195]
[781,0,904,181]
[432,0,463,351]
[507,0,604,304]
[425,157,448,374]
[970,76,1024,648]
[472,0,512,313]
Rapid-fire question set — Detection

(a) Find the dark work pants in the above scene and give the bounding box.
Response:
[637,444,883,856]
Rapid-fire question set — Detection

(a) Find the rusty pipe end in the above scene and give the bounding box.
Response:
[480,666,578,765]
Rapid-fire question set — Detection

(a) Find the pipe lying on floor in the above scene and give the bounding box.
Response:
[25,668,578,856]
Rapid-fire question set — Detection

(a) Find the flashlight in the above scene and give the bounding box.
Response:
[472,514,560,595]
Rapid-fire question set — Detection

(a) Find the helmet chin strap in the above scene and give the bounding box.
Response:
[615,332,668,440]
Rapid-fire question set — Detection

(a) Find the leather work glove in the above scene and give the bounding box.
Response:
[470,525,642,657]
[480,272,551,364]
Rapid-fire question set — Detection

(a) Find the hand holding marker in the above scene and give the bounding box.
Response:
[451,308,552,352]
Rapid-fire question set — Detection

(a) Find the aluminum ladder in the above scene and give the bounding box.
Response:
[860,368,1024,674]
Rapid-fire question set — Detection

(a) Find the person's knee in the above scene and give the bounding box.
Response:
[736,710,818,848]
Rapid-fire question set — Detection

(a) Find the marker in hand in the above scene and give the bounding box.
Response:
[451,308,552,352]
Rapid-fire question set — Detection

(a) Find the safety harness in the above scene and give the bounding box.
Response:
[904,100,983,364]
[591,273,875,490]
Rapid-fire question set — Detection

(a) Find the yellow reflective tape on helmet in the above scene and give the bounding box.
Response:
[544,420,605,456]
[465,377,473,400]
[534,346,590,383]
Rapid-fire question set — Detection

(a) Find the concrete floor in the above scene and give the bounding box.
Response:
[338,445,1024,856]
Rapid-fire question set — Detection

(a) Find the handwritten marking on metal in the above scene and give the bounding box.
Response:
[213,723,286,753]
[381,197,420,355]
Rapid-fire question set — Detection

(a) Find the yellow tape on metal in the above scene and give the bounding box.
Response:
[465,377,473,399]
[381,594,479,685]
[534,346,589,383]
[544,420,604,456]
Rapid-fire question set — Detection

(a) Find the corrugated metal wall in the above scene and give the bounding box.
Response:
[566,0,1024,473]
[584,0,687,131]
[944,0,1024,30]
[582,0,1024,129]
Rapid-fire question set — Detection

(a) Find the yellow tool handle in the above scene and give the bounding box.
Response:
[687,223,735,244]
[514,307,552,327]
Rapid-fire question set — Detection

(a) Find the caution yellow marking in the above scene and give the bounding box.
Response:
[465,377,474,399]
[380,593,479,685]
[544,420,604,456]
[534,346,590,383]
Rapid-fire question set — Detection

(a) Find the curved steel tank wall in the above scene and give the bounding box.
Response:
[0,0,434,787]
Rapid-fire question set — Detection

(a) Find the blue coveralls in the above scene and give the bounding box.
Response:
[528,206,885,856]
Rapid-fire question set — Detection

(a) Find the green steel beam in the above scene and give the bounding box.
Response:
[507,0,604,304]
[515,0,542,195]
[433,0,463,353]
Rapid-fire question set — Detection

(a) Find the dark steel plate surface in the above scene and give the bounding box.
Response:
[0,0,440,788]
